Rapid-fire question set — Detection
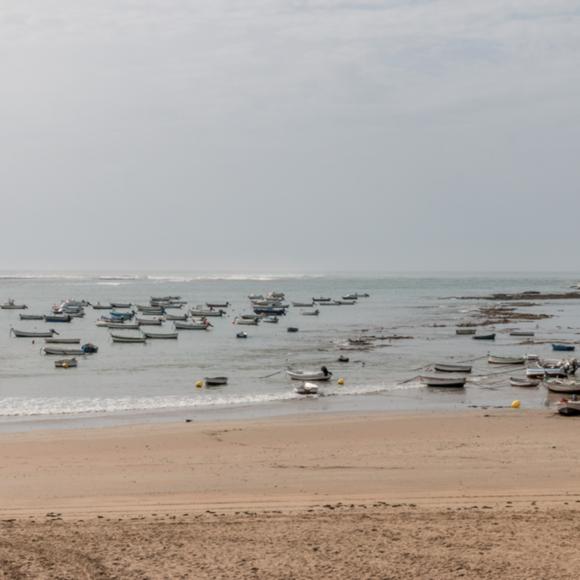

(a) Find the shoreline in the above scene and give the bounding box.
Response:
[1,408,578,519]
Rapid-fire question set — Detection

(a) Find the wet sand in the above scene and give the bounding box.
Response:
[1,410,580,578]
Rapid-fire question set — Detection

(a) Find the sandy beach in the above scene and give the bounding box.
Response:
[1,410,580,578]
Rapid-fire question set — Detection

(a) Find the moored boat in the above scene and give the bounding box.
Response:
[43,344,97,355]
[141,331,178,339]
[204,376,228,386]
[286,367,332,381]
[456,328,476,335]
[552,343,576,352]
[488,354,525,365]
[54,358,78,368]
[235,317,259,326]
[174,320,211,330]
[473,333,496,340]
[110,333,147,343]
[294,382,319,396]
[1,299,28,310]
[433,363,472,373]
[45,337,81,344]
[509,377,540,387]
[302,309,320,316]
[510,330,535,337]
[292,301,314,307]
[137,318,163,326]
[44,314,72,323]
[421,376,466,388]
[11,328,56,338]
[544,380,580,394]
[19,314,45,320]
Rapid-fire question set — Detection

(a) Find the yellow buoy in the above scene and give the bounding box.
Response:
[511,400,521,409]
[337,378,345,385]
[195,380,203,389]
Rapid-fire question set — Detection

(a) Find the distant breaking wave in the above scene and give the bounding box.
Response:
[0,384,392,417]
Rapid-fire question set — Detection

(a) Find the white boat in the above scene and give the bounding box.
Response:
[110,333,147,343]
[333,299,356,305]
[11,328,56,338]
[433,363,472,373]
[544,380,580,394]
[488,355,525,365]
[96,321,140,329]
[43,346,86,356]
[141,331,178,339]
[165,313,188,321]
[137,318,163,326]
[421,376,466,388]
[509,377,540,387]
[286,367,332,381]
[294,382,319,396]
[174,321,211,330]
[190,308,225,317]
[235,317,259,326]
[262,316,279,323]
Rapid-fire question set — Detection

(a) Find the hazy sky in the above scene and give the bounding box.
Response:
[1,1,579,272]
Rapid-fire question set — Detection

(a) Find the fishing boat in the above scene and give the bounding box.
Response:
[473,333,496,340]
[456,328,476,335]
[44,314,71,323]
[204,376,228,386]
[136,318,163,326]
[557,398,580,416]
[19,314,45,320]
[45,337,81,344]
[11,328,56,338]
[552,344,576,352]
[421,376,466,388]
[110,333,147,343]
[544,380,580,394]
[174,321,211,330]
[488,355,525,365]
[292,301,314,307]
[1,299,27,310]
[302,309,320,316]
[294,382,319,396]
[54,358,78,369]
[286,367,332,381]
[141,331,178,339]
[433,363,472,373]
[510,330,535,337]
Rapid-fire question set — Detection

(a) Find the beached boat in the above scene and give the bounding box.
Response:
[174,320,211,330]
[509,377,540,387]
[1,299,27,310]
[544,380,580,394]
[137,318,163,326]
[45,337,81,344]
[286,367,332,381]
[44,314,71,323]
[552,344,576,352]
[557,398,580,416]
[141,331,178,339]
[11,328,56,338]
[204,376,228,386]
[434,363,472,373]
[473,333,496,340]
[488,354,525,365]
[19,314,45,320]
[302,309,320,316]
[456,328,476,335]
[110,333,147,343]
[294,382,319,396]
[510,330,535,337]
[421,376,466,388]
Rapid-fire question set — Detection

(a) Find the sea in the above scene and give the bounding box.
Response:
[1,271,579,432]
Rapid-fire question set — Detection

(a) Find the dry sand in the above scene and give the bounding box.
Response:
[1,410,580,578]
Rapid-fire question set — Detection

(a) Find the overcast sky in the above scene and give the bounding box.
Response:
[0,1,579,272]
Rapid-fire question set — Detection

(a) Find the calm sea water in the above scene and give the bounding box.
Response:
[1,271,579,431]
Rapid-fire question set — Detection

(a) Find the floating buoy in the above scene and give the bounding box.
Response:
[195,380,203,389]
[337,378,345,385]
[511,400,521,409]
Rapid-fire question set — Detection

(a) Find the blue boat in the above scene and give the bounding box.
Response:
[552,343,576,352]
[110,311,134,321]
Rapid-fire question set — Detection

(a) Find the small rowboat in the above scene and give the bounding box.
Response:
[302,309,320,316]
[333,299,356,305]
[11,328,56,338]
[19,314,45,320]
[456,328,476,335]
[421,376,466,388]
[43,347,86,356]
[510,330,535,337]
[557,398,580,416]
[473,333,496,340]
[205,376,228,386]
[488,355,525,365]
[313,297,332,302]
[98,321,140,329]
[287,327,299,333]
[110,333,147,343]
[92,303,112,310]
[45,337,81,344]
[55,358,78,368]
[44,315,71,323]
[262,316,279,323]
[544,380,580,394]
[191,309,225,317]
[174,321,211,330]
[206,302,229,309]
[142,331,178,339]
[509,377,540,387]
[434,363,472,373]
[236,318,259,326]
[110,302,132,309]
[292,301,314,307]
[287,367,332,381]
[294,382,319,396]
[552,344,576,352]
[165,313,188,321]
